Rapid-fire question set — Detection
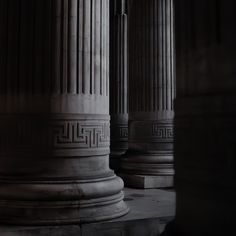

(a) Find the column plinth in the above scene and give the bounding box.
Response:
[120,0,175,188]
[0,0,128,224]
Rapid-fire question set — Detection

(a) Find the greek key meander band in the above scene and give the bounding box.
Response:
[111,125,128,140]
[152,124,174,139]
[0,114,110,153]
[129,121,174,141]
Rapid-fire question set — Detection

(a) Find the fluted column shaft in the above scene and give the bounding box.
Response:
[175,0,236,235]
[0,0,128,224]
[120,0,175,188]
[110,0,128,171]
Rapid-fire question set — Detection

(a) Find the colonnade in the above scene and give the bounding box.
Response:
[1,1,234,234]
[0,0,175,224]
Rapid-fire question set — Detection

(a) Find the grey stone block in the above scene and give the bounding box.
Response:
[120,174,174,189]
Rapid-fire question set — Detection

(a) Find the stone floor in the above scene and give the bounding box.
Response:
[0,188,176,236]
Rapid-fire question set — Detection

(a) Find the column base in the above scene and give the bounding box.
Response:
[119,174,174,189]
[0,188,175,236]
[0,176,129,225]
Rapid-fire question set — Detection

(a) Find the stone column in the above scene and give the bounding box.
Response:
[175,0,236,235]
[0,0,128,225]
[120,0,175,188]
[110,0,128,171]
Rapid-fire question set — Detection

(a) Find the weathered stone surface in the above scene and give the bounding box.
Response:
[120,0,175,188]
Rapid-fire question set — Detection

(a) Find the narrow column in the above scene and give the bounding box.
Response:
[175,0,236,235]
[110,0,128,171]
[0,0,128,224]
[120,0,175,188]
